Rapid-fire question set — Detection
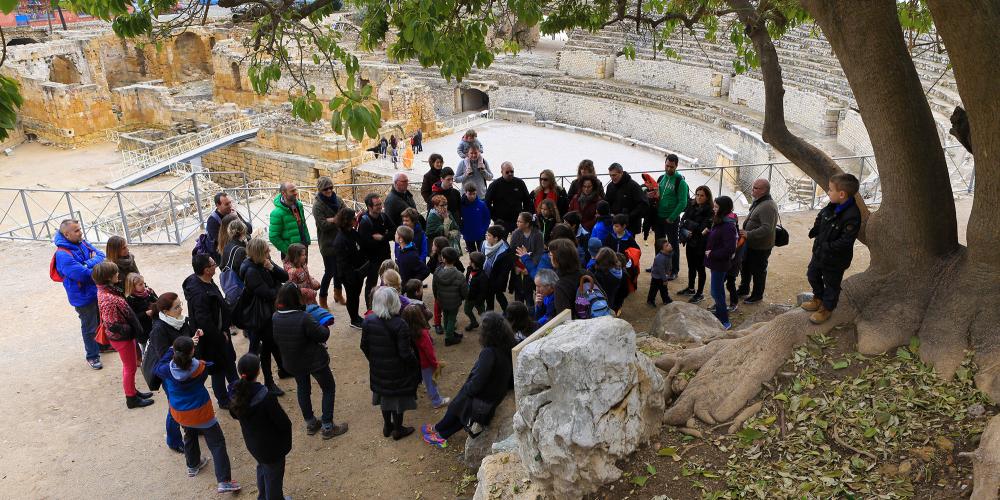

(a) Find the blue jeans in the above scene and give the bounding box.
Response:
[710,269,730,326]
[294,366,336,425]
[166,410,183,449]
[74,301,101,361]
[421,367,443,406]
[256,458,286,500]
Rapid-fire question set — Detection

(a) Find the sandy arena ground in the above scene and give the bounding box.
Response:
[0,141,975,499]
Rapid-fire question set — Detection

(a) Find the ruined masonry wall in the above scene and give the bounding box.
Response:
[557,50,609,79]
[837,109,873,156]
[729,75,831,135]
[613,57,719,97]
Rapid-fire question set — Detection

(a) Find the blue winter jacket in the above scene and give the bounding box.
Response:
[393,223,429,262]
[591,217,612,243]
[534,294,556,326]
[155,348,216,429]
[460,196,491,243]
[519,252,553,279]
[53,232,106,307]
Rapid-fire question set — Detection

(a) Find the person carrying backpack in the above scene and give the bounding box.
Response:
[219,219,249,308]
[52,219,107,370]
[653,154,689,280]
[183,253,239,409]
[549,239,594,319]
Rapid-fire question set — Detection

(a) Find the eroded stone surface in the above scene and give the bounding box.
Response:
[650,302,725,344]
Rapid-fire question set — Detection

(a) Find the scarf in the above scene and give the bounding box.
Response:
[318,192,340,211]
[159,312,187,330]
[834,195,856,215]
[483,240,508,275]
[106,283,125,297]
[576,190,596,207]
[131,287,151,298]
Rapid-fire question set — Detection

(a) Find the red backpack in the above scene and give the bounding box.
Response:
[49,248,72,282]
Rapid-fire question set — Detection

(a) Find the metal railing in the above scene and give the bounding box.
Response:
[1,145,974,247]
[357,109,497,171]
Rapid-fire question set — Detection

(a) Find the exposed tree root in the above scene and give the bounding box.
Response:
[960,415,1000,500]
[656,307,857,426]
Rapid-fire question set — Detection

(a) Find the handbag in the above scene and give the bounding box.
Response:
[95,322,109,345]
[774,213,789,247]
[462,397,495,438]
[233,289,269,331]
[141,343,162,391]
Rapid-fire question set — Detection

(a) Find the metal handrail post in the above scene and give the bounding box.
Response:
[858,157,866,181]
[115,192,131,244]
[968,164,975,194]
[169,192,182,244]
[810,181,817,209]
[718,170,724,198]
[767,163,773,184]
[192,171,206,229]
[20,190,37,240]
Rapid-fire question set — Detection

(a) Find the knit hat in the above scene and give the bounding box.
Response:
[316,176,334,191]
[588,237,603,257]
[596,200,610,216]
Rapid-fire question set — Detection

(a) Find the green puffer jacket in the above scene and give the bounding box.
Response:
[268,194,311,254]
[432,265,467,311]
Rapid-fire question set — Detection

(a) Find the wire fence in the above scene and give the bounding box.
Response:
[0,145,974,247]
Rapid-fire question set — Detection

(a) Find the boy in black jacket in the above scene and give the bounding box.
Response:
[803,173,862,324]
[464,252,488,332]
[395,225,430,284]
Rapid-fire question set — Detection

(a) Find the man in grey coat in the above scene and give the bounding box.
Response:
[738,179,779,303]
[454,144,493,197]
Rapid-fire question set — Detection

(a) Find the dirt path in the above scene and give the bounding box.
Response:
[0,196,973,499]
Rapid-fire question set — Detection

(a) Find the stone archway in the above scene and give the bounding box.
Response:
[49,55,81,84]
[460,88,489,112]
[173,32,213,81]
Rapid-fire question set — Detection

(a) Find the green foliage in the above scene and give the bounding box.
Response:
[0,76,23,141]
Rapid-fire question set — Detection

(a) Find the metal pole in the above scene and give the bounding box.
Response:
[767,163,773,184]
[810,181,817,209]
[20,190,37,240]
[115,192,131,244]
[169,192,182,244]
[192,172,206,229]
[718,168,724,198]
[65,192,80,235]
[968,164,975,194]
[859,157,866,182]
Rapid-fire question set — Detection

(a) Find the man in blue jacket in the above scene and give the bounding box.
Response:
[53,219,106,369]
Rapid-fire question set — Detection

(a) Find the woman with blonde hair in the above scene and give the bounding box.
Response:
[239,238,289,396]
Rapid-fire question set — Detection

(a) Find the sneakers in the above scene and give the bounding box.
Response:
[349,319,363,330]
[743,296,763,305]
[433,397,451,409]
[728,303,739,313]
[677,287,695,296]
[800,297,822,312]
[721,321,732,331]
[809,307,832,325]
[87,358,103,370]
[305,419,322,436]
[217,481,241,493]
[444,337,462,346]
[187,457,210,477]
[688,294,704,304]
[322,423,349,440]
[421,424,448,448]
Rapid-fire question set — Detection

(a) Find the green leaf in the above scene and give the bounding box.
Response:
[656,446,677,457]
[896,348,913,360]
[631,475,648,487]
[863,427,878,438]
[831,360,850,370]
[646,463,657,475]
[736,428,764,444]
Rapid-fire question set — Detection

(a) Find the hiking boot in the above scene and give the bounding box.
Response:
[444,337,462,346]
[809,306,833,325]
[392,426,415,441]
[688,294,704,304]
[126,396,154,409]
[305,419,321,436]
[187,457,210,477]
[433,397,451,409]
[267,384,285,397]
[88,358,103,370]
[322,423,349,440]
[217,481,241,493]
[801,297,822,312]
[677,287,695,296]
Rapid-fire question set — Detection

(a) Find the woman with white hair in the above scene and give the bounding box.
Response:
[360,287,421,440]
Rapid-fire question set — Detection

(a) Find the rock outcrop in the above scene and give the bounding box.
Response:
[463,396,517,469]
[650,301,725,344]
[512,317,665,497]
[472,452,547,500]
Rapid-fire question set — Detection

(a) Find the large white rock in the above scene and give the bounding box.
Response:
[472,452,547,500]
[512,317,665,497]
[650,301,724,344]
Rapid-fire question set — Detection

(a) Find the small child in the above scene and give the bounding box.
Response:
[395,225,430,284]
[124,272,158,351]
[378,259,399,285]
[464,252,488,331]
[603,214,639,253]
[590,200,613,243]
[403,278,434,322]
[586,237,602,270]
[592,248,626,315]
[155,336,241,494]
[402,304,450,409]
[427,236,464,335]
[228,353,291,500]
[803,173,862,324]
[283,243,320,305]
[647,238,674,307]
[380,269,412,313]
[432,247,468,346]
[456,129,484,159]
[533,268,558,325]
[504,301,538,344]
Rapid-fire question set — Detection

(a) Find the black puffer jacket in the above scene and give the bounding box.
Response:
[452,346,514,426]
[604,172,649,234]
[360,314,421,398]
[680,201,714,248]
[334,228,368,285]
[239,259,289,329]
[148,316,194,363]
[272,309,330,375]
[182,274,235,366]
[809,199,862,270]
[228,382,292,464]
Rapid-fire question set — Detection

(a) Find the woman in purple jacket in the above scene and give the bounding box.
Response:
[704,196,738,329]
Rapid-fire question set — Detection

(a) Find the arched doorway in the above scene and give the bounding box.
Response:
[231,62,242,91]
[460,88,489,112]
[173,32,212,81]
[49,55,81,84]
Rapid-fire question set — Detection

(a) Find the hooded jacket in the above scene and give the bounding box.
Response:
[605,172,649,233]
[394,223,429,263]
[272,309,330,375]
[433,265,468,311]
[426,209,461,250]
[268,194,311,254]
[182,274,235,366]
[53,232,105,307]
[656,172,690,222]
[460,196,491,243]
[155,349,216,428]
[705,217,739,272]
[228,382,292,464]
[396,243,430,284]
[148,316,194,366]
[603,229,639,254]
[808,198,862,270]
[313,191,344,258]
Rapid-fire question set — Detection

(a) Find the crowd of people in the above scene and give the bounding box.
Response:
[50,127,863,497]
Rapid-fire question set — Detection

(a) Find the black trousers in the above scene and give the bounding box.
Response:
[654,220,680,275]
[319,253,341,298]
[248,322,283,386]
[807,261,845,310]
[738,248,773,299]
[647,278,671,305]
[685,242,707,293]
[363,264,381,311]
[256,458,286,500]
[343,275,364,323]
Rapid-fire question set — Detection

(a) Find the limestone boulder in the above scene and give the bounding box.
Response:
[463,396,517,469]
[472,452,547,500]
[650,301,724,344]
[513,317,665,497]
[735,304,794,331]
